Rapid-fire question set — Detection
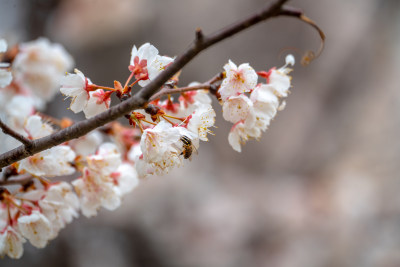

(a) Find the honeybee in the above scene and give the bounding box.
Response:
[180,135,197,159]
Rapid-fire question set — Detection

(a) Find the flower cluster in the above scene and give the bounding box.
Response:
[0,38,295,259]
[219,55,294,152]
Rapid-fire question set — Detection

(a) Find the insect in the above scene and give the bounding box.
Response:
[180,135,197,159]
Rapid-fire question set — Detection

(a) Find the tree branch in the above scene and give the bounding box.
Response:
[0,119,32,146]
[0,0,300,169]
[149,72,223,101]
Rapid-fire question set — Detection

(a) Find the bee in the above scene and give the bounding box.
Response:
[180,135,196,159]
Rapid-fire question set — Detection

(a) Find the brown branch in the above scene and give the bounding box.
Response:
[149,72,224,101]
[0,119,32,146]
[150,84,212,101]
[0,0,302,169]
[279,5,325,65]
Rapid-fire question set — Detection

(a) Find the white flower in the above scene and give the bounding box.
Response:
[17,210,53,248]
[187,104,216,141]
[228,120,259,153]
[72,143,132,217]
[112,163,139,196]
[128,144,152,178]
[140,55,174,87]
[226,84,281,152]
[129,43,174,87]
[38,182,79,236]
[250,83,279,131]
[218,60,257,101]
[60,69,91,113]
[135,122,198,178]
[18,145,76,177]
[87,143,121,175]
[69,131,103,156]
[0,226,26,259]
[72,167,121,217]
[5,95,35,129]
[222,94,255,124]
[83,89,111,118]
[268,54,294,97]
[24,114,53,139]
[12,38,74,102]
[17,115,76,176]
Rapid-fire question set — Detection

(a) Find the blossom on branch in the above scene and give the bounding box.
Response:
[12,38,74,104]
[17,115,76,177]
[219,60,258,101]
[129,43,174,87]
[72,143,139,217]
[0,226,26,259]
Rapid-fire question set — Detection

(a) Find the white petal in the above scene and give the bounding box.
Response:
[222,95,254,124]
[24,115,53,139]
[0,39,7,53]
[17,211,52,248]
[0,69,12,88]
[83,91,109,119]
[70,91,87,113]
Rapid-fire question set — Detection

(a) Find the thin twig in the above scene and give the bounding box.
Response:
[0,119,32,146]
[0,0,316,169]
[279,5,325,65]
[0,174,33,186]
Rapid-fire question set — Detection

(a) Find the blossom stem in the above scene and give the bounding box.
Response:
[141,119,157,126]
[35,176,50,188]
[6,195,30,214]
[7,202,12,225]
[93,85,117,91]
[138,122,144,133]
[163,114,185,121]
[129,79,141,88]
[150,83,212,101]
[161,116,176,126]
[124,72,135,89]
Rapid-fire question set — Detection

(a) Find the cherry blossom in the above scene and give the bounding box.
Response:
[133,121,200,178]
[72,143,138,217]
[72,167,121,217]
[222,94,255,124]
[0,226,25,259]
[18,145,76,177]
[12,38,74,103]
[83,89,112,118]
[38,182,79,236]
[86,142,121,175]
[129,43,174,87]
[17,210,53,248]
[60,69,92,113]
[112,163,139,196]
[218,60,258,101]
[69,131,103,156]
[17,115,76,177]
[228,120,259,153]
[187,104,216,141]
[259,54,295,97]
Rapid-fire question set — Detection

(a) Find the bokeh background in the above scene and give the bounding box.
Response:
[2,0,400,266]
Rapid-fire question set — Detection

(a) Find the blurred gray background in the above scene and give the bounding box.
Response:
[1,0,400,266]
